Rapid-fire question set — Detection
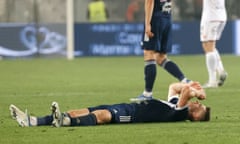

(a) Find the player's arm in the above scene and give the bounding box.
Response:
[167,82,206,108]
[145,0,154,38]
[167,82,187,99]
[177,82,206,108]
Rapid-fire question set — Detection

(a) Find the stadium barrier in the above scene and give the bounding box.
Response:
[0,21,239,57]
[74,21,235,56]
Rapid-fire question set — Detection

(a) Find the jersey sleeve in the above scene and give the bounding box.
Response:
[168,95,179,105]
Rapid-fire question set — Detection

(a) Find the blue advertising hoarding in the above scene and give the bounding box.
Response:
[74,23,144,56]
[0,21,237,57]
[74,21,234,56]
[0,23,66,57]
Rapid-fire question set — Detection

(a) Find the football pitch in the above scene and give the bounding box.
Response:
[0,55,240,144]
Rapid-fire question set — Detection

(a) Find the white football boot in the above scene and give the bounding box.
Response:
[218,71,228,86]
[51,101,63,127]
[51,102,71,127]
[202,82,218,89]
[9,104,30,127]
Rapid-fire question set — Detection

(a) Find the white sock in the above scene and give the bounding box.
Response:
[206,52,217,83]
[143,91,153,97]
[62,116,71,126]
[29,116,37,126]
[181,78,191,83]
[214,49,225,74]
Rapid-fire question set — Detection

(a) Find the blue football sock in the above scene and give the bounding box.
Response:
[70,113,97,126]
[37,115,53,126]
[160,59,185,81]
[144,60,156,92]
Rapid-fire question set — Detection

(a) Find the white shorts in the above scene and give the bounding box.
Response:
[200,21,226,42]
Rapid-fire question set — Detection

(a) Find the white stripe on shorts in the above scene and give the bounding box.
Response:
[119,116,131,122]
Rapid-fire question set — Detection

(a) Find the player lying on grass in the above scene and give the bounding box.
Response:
[9,82,210,127]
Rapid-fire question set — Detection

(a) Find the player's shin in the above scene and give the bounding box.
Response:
[70,113,97,126]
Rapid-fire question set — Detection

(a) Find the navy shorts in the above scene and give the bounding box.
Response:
[88,103,136,123]
[141,16,172,53]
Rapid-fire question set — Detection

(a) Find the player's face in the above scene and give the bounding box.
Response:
[189,101,207,121]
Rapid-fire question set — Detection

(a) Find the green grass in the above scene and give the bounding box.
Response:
[0,55,240,144]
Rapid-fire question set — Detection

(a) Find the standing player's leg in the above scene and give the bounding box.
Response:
[201,21,227,88]
[202,41,218,88]
[156,19,190,83]
[130,16,159,102]
[130,50,156,102]
[143,59,156,97]
[156,53,189,83]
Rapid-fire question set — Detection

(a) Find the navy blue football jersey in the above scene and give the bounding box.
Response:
[132,98,188,122]
[88,97,188,123]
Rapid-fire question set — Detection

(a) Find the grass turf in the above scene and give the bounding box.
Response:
[0,55,240,144]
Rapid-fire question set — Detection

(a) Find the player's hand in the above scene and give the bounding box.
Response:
[189,82,206,100]
[189,81,202,90]
[189,87,206,100]
[196,89,206,100]
[145,24,154,38]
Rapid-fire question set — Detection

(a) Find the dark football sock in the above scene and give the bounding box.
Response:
[37,115,53,126]
[70,113,97,126]
[144,60,156,92]
[160,59,185,81]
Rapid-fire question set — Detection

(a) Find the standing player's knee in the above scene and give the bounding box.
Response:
[143,50,155,61]
[155,54,167,65]
[202,41,216,52]
[157,57,168,66]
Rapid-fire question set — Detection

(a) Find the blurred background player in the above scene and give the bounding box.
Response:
[131,0,190,102]
[200,0,228,88]
[87,0,109,23]
[125,0,144,22]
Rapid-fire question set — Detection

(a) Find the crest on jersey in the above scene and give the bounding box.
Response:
[162,1,172,13]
